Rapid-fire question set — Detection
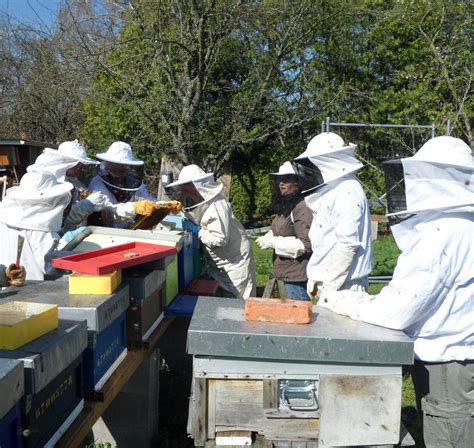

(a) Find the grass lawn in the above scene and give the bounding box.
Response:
[251,234,425,447]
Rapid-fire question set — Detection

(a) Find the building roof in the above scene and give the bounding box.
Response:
[0,139,57,149]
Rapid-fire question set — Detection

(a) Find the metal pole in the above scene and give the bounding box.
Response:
[326,116,330,133]
[329,122,433,130]
[431,124,436,138]
[447,119,451,135]
[321,120,325,133]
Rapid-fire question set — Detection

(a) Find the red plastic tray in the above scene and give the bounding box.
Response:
[52,242,178,275]
[182,279,219,296]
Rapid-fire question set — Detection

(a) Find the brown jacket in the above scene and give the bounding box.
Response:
[271,195,312,282]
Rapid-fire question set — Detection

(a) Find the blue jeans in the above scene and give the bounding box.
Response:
[284,281,310,301]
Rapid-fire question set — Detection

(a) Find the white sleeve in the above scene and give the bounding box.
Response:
[198,202,229,248]
[274,236,305,259]
[321,236,448,331]
[322,243,357,290]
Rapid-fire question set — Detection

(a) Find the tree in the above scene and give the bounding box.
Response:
[81,0,345,174]
[0,0,114,143]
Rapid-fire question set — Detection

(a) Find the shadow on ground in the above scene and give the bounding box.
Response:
[158,317,195,448]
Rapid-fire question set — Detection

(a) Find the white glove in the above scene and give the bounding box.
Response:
[274,236,305,259]
[110,201,135,218]
[63,192,108,231]
[306,279,319,300]
[86,191,108,211]
[322,244,357,291]
[255,231,275,250]
[318,289,370,319]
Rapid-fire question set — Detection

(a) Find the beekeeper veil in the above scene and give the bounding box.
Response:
[383,136,474,217]
[383,136,474,251]
[291,132,363,194]
[164,164,223,211]
[96,142,145,194]
[0,171,73,232]
[28,140,98,188]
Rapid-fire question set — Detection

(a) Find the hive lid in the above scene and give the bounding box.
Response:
[0,319,87,393]
[187,298,414,365]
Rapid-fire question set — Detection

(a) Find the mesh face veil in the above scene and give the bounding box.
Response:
[382,159,407,215]
[290,158,325,194]
[98,161,144,192]
[165,181,206,210]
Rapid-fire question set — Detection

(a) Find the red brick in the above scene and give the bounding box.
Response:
[244,297,312,324]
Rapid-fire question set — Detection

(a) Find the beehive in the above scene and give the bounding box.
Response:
[0,302,58,350]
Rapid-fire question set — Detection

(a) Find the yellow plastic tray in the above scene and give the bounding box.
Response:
[69,270,122,295]
[0,301,59,350]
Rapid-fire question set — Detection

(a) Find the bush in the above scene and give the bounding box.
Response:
[230,168,274,223]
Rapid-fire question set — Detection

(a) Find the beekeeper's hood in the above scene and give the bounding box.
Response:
[164,164,223,210]
[383,136,474,216]
[292,132,363,193]
[27,140,98,183]
[0,171,73,231]
[96,142,145,192]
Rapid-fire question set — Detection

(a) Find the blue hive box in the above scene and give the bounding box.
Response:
[161,215,199,284]
[0,320,87,448]
[177,231,194,289]
[0,403,22,448]
[164,294,198,317]
[83,310,127,391]
[0,359,24,448]
[1,279,130,393]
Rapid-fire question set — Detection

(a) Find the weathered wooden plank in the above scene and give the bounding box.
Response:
[262,379,277,409]
[262,278,276,298]
[208,379,216,438]
[216,430,252,446]
[277,280,288,298]
[204,434,272,447]
[193,377,208,446]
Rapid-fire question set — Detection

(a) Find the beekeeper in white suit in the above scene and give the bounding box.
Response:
[28,139,107,233]
[319,136,474,448]
[291,132,372,298]
[165,164,256,299]
[88,141,162,228]
[0,171,73,283]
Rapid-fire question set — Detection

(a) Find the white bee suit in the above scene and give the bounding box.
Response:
[305,176,373,291]
[87,142,155,228]
[319,136,474,362]
[166,165,256,299]
[0,172,73,281]
[292,132,372,292]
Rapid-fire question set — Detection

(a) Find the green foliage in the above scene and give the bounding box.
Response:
[230,167,274,222]
[251,239,274,288]
[372,234,401,276]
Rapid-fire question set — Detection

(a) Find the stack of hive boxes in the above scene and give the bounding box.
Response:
[0,236,182,446]
[0,301,86,448]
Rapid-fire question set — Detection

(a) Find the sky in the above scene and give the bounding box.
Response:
[0,0,60,27]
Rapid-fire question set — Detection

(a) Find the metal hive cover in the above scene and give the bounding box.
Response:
[1,278,129,332]
[187,298,414,365]
[0,319,87,393]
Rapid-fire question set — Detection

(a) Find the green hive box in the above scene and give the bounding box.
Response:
[164,256,179,305]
